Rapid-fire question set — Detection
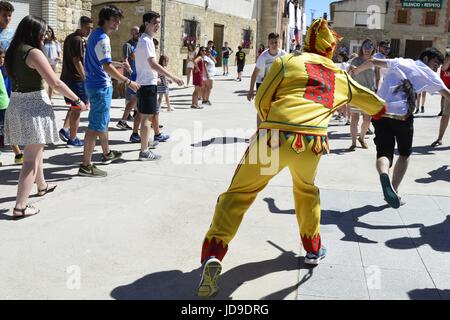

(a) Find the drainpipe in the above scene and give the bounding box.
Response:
[161,0,167,55]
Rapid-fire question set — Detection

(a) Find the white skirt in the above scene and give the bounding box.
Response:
[4,90,59,145]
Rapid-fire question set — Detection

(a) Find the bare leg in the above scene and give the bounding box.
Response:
[140,114,153,152]
[158,94,163,109]
[350,112,359,146]
[187,68,192,86]
[82,129,98,166]
[360,114,371,140]
[437,115,449,141]
[165,94,171,111]
[376,156,391,175]
[192,87,199,106]
[121,99,135,121]
[69,108,81,140]
[152,114,160,135]
[62,109,71,130]
[11,144,22,156]
[132,112,142,134]
[98,131,110,156]
[392,156,410,192]
[15,144,44,209]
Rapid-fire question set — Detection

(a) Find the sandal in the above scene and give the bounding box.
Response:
[358,137,368,149]
[37,183,57,197]
[431,140,443,147]
[348,144,356,152]
[13,205,40,219]
[190,104,203,109]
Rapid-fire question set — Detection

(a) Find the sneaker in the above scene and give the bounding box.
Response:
[398,196,406,206]
[205,100,212,106]
[59,128,70,142]
[154,133,170,142]
[116,120,132,130]
[101,150,122,165]
[149,140,159,149]
[150,124,164,129]
[191,104,204,109]
[305,247,327,265]
[78,164,107,177]
[414,108,419,114]
[421,106,425,113]
[130,133,141,143]
[127,114,134,121]
[14,153,24,165]
[379,173,400,209]
[67,137,84,148]
[437,111,443,117]
[197,257,222,298]
[138,149,162,161]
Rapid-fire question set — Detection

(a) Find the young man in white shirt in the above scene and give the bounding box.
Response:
[247,32,287,126]
[351,48,450,208]
[135,11,183,161]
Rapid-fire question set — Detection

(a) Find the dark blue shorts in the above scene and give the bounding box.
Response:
[63,80,89,107]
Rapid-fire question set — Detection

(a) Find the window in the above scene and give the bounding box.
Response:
[425,11,437,25]
[182,19,199,47]
[355,13,369,26]
[242,28,252,49]
[397,9,407,24]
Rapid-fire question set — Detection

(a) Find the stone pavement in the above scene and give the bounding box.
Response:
[0,64,449,300]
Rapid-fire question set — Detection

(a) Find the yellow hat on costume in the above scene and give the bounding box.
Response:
[303,18,342,59]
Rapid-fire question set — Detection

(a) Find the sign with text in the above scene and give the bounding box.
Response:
[401,0,442,9]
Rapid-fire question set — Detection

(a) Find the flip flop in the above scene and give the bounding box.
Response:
[13,205,40,219]
[36,183,57,197]
[380,173,400,209]
[431,140,443,147]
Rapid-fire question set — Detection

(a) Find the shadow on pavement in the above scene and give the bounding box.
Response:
[386,215,450,252]
[415,165,450,184]
[264,198,422,244]
[191,137,249,147]
[412,145,450,155]
[110,242,314,300]
[408,288,449,300]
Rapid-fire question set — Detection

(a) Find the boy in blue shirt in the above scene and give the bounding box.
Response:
[78,5,140,177]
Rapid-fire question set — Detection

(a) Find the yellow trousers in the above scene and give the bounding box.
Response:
[201,130,326,262]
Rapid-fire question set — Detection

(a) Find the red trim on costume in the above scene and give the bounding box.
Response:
[301,234,322,254]
[201,237,228,263]
[372,105,387,121]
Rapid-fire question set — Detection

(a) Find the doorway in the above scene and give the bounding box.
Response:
[213,24,224,67]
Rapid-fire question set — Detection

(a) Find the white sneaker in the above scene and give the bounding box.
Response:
[197,257,222,298]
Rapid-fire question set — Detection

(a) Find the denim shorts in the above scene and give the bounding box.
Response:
[63,80,89,107]
[125,74,137,102]
[87,86,113,132]
[223,58,229,66]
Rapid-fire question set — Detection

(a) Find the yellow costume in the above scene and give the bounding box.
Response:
[200,19,386,263]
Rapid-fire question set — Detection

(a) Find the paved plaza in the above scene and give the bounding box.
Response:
[0,65,449,300]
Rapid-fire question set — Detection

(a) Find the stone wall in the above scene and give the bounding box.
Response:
[57,0,92,41]
[92,0,257,77]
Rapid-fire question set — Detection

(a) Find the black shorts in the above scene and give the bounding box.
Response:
[237,63,245,73]
[137,85,159,115]
[62,80,89,107]
[372,116,414,167]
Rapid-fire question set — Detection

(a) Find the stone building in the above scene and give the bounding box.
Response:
[91,0,258,77]
[10,0,92,41]
[257,0,305,53]
[330,0,450,59]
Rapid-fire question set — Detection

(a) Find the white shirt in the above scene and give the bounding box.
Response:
[135,33,158,86]
[44,41,61,65]
[255,49,287,84]
[203,56,216,78]
[378,58,446,116]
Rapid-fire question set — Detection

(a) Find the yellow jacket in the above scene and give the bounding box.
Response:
[255,52,386,137]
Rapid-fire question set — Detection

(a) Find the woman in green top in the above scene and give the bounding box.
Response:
[4,16,87,218]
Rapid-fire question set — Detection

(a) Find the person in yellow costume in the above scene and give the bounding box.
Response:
[197,19,387,298]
